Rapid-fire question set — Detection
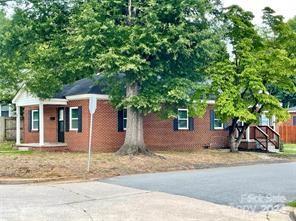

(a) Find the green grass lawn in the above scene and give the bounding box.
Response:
[287,200,296,208]
[0,142,32,155]
[282,144,296,155]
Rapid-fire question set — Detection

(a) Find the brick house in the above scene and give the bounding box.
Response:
[12,77,280,152]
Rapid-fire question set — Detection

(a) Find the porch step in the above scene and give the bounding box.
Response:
[17,147,32,151]
[256,141,279,153]
[16,143,68,152]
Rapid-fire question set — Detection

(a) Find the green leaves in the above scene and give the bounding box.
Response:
[207,6,294,125]
[0,1,77,99]
[64,0,225,116]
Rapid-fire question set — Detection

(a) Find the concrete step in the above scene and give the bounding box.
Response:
[17,146,32,151]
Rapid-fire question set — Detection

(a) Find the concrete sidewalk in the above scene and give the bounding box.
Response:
[0,181,293,221]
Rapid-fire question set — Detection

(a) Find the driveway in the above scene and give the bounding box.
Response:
[0,180,281,221]
[103,162,296,211]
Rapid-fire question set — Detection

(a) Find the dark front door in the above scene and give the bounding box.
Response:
[58,108,65,143]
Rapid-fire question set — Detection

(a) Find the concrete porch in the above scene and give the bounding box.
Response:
[16,142,68,151]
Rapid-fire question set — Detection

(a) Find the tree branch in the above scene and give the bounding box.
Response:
[127,0,132,25]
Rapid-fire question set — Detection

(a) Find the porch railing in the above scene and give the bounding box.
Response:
[257,126,280,149]
[242,125,281,151]
[254,126,269,151]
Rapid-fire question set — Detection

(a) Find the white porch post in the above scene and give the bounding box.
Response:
[8,104,13,117]
[39,102,44,146]
[246,127,250,142]
[272,115,276,131]
[16,105,21,145]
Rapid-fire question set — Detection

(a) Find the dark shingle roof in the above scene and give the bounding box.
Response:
[54,76,105,99]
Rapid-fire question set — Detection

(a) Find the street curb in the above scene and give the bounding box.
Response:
[0,176,81,185]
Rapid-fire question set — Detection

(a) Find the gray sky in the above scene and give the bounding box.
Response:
[223,0,296,24]
[3,1,296,24]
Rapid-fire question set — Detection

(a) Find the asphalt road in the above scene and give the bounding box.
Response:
[103,162,296,211]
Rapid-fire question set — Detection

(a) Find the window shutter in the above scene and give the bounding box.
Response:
[210,110,215,130]
[118,110,124,132]
[189,117,194,131]
[65,107,69,132]
[173,118,178,131]
[78,106,83,133]
[28,110,32,132]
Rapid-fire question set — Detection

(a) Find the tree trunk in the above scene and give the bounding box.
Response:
[228,128,239,152]
[116,83,151,155]
[228,122,249,152]
[116,1,151,155]
[235,124,249,149]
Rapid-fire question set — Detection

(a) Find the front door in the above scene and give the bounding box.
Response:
[58,108,65,143]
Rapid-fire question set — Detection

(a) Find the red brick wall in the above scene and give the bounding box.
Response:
[91,100,125,152]
[144,105,228,151]
[23,100,229,152]
[64,100,90,151]
[23,106,39,143]
[44,106,59,143]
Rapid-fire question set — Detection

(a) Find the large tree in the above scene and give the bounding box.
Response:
[0,1,83,100]
[63,0,226,155]
[0,8,16,102]
[262,11,296,108]
[207,6,295,152]
[0,0,225,155]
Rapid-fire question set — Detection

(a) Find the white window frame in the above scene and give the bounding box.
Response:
[178,108,189,130]
[123,109,127,131]
[70,107,79,131]
[214,117,224,130]
[31,110,39,131]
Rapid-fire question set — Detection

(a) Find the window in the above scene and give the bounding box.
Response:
[293,116,296,126]
[1,111,9,117]
[70,107,79,130]
[260,114,270,126]
[210,110,224,130]
[214,117,224,130]
[123,109,127,130]
[178,109,189,130]
[32,110,39,131]
[0,104,9,117]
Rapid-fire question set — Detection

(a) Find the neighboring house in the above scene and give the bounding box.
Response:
[12,78,280,152]
[0,103,14,117]
[287,106,296,126]
[277,106,296,126]
[278,106,296,143]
